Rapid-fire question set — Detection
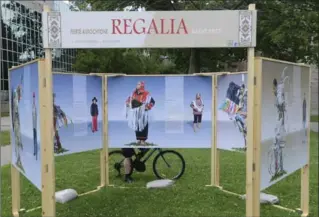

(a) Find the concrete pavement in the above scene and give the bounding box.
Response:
[310,122,318,132]
[1,117,11,166]
[0,145,11,166]
[1,116,10,131]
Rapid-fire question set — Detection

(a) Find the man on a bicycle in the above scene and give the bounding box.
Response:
[122,148,148,183]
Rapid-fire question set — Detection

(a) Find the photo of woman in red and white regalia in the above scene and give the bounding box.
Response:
[125,81,155,145]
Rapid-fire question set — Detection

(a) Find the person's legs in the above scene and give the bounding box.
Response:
[197,114,202,128]
[91,116,95,132]
[93,115,98,131]
[122,148,135,183]
[33,128,37,156]
[55,131,62,150]
[137,124,148,145]
[193,115,197,132]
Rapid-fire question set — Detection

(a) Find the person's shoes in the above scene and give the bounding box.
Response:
[124,175,134,183]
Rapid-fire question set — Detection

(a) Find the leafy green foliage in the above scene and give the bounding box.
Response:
[71,0,319,74]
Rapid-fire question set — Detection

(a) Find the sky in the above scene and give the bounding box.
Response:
[107,76,212,121]
[53,74,103,123]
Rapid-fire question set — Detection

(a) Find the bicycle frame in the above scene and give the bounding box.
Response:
[139,148,161,163]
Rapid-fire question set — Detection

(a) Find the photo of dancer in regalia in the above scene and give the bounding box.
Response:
[125,81,155,146]
[190,93,204,132]
[53,93,72,154]
[219,81,248,150]
[11,75,24,172]
[90,97,99,133]
[268,67,289,181]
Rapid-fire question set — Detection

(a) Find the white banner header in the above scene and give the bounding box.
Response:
[42,10,257,49]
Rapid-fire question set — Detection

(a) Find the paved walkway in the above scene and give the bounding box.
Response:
[310,122,318,132]
[0,116,10,131]
[1,117,11,165]
[0,145,10,166]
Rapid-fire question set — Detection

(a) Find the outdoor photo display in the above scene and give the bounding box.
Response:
[107,76,212,148]
[52,74,103,156]
[9,61,41,190]
[217,73,248,151]
[260,59,310,190]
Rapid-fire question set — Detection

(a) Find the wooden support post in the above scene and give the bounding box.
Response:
[216,149,220,186]
[300,67,311,217]
[9,69,21,217]
[246,4,259,217]
[253,57,262,216]
[40,4,56,217]
[11,165,20,217]
[210,75,220,186]
[100,76,109,186]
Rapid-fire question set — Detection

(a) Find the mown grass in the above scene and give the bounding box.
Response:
[1,132,318,217]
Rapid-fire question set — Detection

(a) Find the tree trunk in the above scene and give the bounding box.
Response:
[188,48,200,74]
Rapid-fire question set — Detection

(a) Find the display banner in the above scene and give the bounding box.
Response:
[42,10,257,48]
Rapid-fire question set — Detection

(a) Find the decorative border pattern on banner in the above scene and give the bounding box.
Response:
[238,11,253,47]
[47,12,62,48]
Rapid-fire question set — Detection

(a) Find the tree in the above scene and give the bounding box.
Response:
[71,0,319,74]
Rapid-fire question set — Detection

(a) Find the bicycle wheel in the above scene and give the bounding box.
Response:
[153,150,185,180]
[109,150,127,178]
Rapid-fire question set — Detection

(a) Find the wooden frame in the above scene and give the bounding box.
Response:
[8,66,21,217]
[8,3,265,217]
[8,58,45,217]
[9,4,311,217]
[300,65,311,217]
[255,57,311,217]
[100,75,109,187]
[211,71,248,188]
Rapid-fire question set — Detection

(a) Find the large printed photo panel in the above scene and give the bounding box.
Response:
[9,60,42,191]
[52,74,103,156]
[217,72,248,152]
[108,76,212,148]
[260,59,310,190]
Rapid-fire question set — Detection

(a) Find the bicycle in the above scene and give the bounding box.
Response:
[109,148,186,180]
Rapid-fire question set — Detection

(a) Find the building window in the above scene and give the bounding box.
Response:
[1,1,76,91]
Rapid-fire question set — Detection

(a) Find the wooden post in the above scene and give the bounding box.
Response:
[210,75,220,186]
[245,4,258,217]
[253,57,262,216]
[40,4,56,217]
[100,75,109,186]
[11,165,21,217]
[8,69,21,217]
[300,67,311,217]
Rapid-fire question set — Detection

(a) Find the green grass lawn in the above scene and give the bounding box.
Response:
[1,132,318,217]
[0,131,10,146]
[311,115,319,122]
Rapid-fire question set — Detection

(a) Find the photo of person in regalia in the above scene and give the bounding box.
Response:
[90,97,99,133]
[190,93,204,132]
[125,81,155,145]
